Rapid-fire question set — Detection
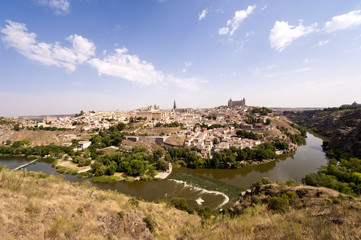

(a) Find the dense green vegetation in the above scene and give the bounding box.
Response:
[170,197,213,219]
[193,123,225,130]
[168,142,285,169]
[90,122,126,148]
[0,140,72,157]
[277,125,306,145]
[251,107,273,115]
[88,146,163,179]
[235,129,259,140]
[303,142,361,196]
[26,126,73,131]
[155,121,182,128]
[206,115,217,120]
[284,108,361,157]
[92,175,120,183]
[284,108,361,196]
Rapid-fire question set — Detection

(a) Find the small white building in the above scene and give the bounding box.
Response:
[74,141,92,151]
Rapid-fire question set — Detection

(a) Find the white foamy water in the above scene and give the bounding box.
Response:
[196,197,204,205]
[169,179,229,208]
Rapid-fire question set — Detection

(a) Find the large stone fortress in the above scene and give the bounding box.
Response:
[228,98,246,107]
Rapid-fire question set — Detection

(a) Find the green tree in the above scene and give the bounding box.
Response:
[266,118,272,125]
[126,160,147,176]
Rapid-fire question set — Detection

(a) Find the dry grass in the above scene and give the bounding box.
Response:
[164,135,186,146]
[0,129,93,146]
[136,127,182,136]
[0,167,200,239]
[0,167,360,240]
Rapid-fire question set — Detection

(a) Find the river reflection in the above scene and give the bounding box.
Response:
[175,132,328,189]
[0,132,328,209]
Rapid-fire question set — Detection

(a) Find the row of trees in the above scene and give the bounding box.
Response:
[168,142,283,169]
[155,121,182,128]
[0,142,72,157]
[251,107,273,115]
[236,130,259,140]
[89,147,166,178]
[26,126,73,131]
[193,123,225,130]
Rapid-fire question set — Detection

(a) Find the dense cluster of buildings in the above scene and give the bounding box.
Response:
[9,98,296,157]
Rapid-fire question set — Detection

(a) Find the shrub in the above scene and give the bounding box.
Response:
[251,195,262,205]
[92,175,119,183]
[253,177,272,186]
[268,196,289,213]
[51,159,59,167]
[143,215,156,233]
[128,198,139,207]
[285,180,298,186]
[140,175,153,181]
[75,157,92,167]
[171,197,194,214]
[156,159,169,171]
[124,176,135,182]
[56,166,78,175]
[195,206,213,219]
[77,172,93,178]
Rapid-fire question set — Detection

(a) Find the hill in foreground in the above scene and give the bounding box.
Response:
[0,166,360,240]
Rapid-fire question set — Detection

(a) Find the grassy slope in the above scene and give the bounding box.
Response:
[1,167,360,239]
[0,129,93,146]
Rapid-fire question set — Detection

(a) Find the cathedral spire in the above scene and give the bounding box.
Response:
[173,100,177,110]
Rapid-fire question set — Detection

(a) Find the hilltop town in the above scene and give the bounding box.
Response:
[1,98,303,159]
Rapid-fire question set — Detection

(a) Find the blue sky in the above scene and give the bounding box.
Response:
[1,0,361,116]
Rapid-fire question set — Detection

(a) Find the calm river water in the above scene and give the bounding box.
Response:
[0,133,328,209]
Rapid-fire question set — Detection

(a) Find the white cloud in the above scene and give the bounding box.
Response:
[89,49,205,90]
[270,21,317,52]
[293,67,311,73]
[304,58,317,64]
[266,64,278,70]
[88,48,164,86]
[168,75,206,91]
[1,20,95,71]
[199,9,208,21]
[245,31,254,38]
[1,20,205,91]
[218,27,229,35]
[325,10,361,32]
[218,5,255,36]
[267,67,311,78]
[318,40,329,46]
[182,61,192,73]
[35,0,70,15]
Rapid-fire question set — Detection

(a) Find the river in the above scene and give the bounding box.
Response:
[0,133,328,209]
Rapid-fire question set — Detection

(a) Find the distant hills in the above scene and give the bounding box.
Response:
[284,107,361,158]
[271,107,323,114]
[18,114,75,120]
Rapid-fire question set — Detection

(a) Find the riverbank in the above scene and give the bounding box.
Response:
[1,166,360,240]
[154,162,172,179]
[0,132,329,210]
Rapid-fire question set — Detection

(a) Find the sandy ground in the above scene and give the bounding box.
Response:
[154,163,172,179]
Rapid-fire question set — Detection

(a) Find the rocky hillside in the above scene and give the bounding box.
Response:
[0,166,360,240]
[284,108,361,157]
